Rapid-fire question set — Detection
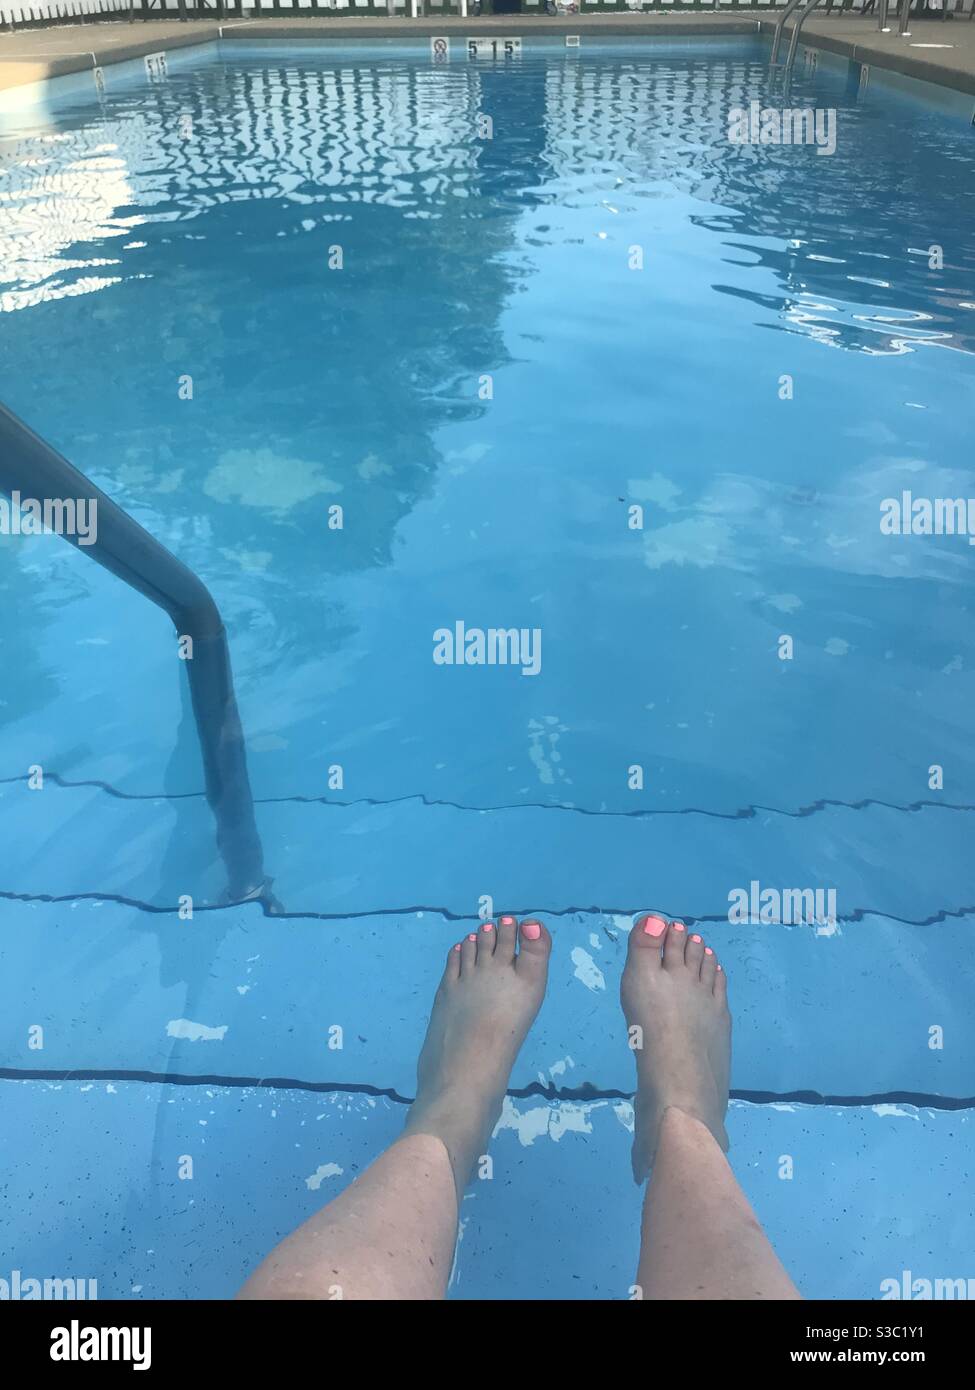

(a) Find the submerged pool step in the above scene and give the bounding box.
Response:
[0,896,972,1101]
[0,777,970,929]
[0,1077,970,1301]
[0,776,224,906]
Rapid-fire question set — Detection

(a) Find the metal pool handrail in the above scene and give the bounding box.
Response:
[770,0,808,64]
[785,0,826,71]
[770,0,826,75]
[0,401,269,907]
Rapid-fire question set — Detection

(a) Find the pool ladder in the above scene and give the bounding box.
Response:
[0,401,274,909]
[771,0,919,79]
[770,0,827,78]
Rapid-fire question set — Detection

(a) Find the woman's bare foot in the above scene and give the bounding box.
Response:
[620,914,731,1183]
[403,916,552,1195]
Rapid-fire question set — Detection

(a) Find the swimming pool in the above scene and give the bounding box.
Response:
[0,34,973,1300]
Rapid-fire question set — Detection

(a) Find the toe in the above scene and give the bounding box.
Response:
[630,913,668,956]
[495,914,518,964]
[459,932,478,975]
[662,918,687,969]
[515,918,551,979]
[477,920,497,960]
[701,944,718,990]
[685,931,705,977]
[714,960,729,1003]
[443,941,462,984]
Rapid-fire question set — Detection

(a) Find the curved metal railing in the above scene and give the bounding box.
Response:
[0,401,271,906]
[785,0,827,71]
[770,0,808,65]
[771,0,828,71]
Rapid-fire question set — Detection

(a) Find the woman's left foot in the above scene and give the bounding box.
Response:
[404,916,552,1193]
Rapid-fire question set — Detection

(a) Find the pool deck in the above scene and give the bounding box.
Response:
[1,11,975,97]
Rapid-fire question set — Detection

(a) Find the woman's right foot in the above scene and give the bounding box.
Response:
[620,914,731,1183]
[404,915,552,1196]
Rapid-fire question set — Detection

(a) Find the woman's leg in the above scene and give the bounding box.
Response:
[621,915,800,1301]
[239,915,552,1300]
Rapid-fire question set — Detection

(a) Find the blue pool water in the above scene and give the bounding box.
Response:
[0,37,973,1299]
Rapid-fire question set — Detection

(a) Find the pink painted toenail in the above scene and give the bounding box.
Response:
[640,914,667,937]
[705,947,714,955]
[521,920,541,940]
[453,944,461,952]
[468,933,477,942]
[499,915,515,925]
[691,934,702,943]
[717,964,723,972]
[482,922,494,932]
[671,921,685,932]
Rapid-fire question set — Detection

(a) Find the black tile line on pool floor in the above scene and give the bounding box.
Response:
[1,887,974,930]
[1,771,972,822]
[0,1067,973,1113]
